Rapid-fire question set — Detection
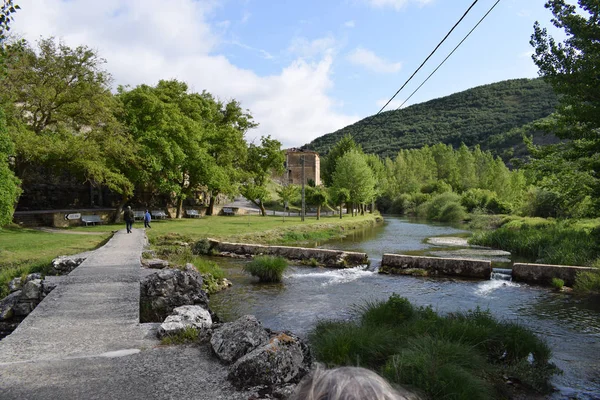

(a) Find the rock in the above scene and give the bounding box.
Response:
[140,268,208,323]
[142,249,156,258]
[142,258,169,269]
[0,291,21,321]
[0,321,20,339]
[20,279,42,301]
[157,305,212,338]
[210,315,270,363]
[12,301,35,317]
[8,278,22,293]
[50,255,86,275]
[25,273,42,282]
[41,279,59,298]
[228,332,307,389]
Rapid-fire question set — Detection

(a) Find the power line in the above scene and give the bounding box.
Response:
[375,0,480,116]
[393,0,501,112]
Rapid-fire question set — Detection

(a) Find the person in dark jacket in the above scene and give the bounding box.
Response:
[124,206,134,234]
[144,210,151,229]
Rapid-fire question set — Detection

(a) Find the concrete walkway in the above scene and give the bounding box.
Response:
[0,229,249,400]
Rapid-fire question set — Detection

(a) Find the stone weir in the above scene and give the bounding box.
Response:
[512,263,596,286]
[208,239,368,268]
[380,254,492,280]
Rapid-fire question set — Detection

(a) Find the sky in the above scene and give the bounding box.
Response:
[12,0,561,148]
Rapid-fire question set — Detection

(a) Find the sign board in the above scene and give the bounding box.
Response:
[65,213,81,220]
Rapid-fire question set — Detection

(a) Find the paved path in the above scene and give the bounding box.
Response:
[0,229,249,400]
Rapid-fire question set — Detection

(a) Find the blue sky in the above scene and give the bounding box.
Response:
[15,0,560,147]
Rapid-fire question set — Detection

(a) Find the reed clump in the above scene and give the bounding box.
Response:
[243,256,288,283]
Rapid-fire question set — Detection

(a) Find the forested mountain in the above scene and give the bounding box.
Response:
[303,78,559,160]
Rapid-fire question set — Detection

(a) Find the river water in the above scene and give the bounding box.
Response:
[211,217,600,399]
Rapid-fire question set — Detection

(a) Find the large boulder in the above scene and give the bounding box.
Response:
[210,315,270,363]
[0,291,21,321]
[158,305,212,338]
[228,332,308,389]
[140,268,208,323]
[8,278,22,293]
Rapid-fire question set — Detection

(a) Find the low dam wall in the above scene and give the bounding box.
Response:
[512,263,596,286]
[380,254,491,279]
[208,239,368,268]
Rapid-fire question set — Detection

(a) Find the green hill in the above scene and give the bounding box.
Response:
[303,78,559,160]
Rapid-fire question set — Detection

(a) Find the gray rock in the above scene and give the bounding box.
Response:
[158,305,212,338]
[0,291,21,321]
[41,279,59,298]
[228,332,306,389]
[8,278,22,293]
[25,273,42,282]
[140,268,208,323]
[50,255,86,275]
[142,258,169,269]
[20,279,42,301]
[210,315,270,364]
[12,301,35,317]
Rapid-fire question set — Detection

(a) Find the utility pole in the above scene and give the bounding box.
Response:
[301,155,305,222]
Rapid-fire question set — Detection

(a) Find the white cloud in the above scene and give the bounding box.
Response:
[347,47,402,73]
[288,35,337,59]
[344,20,356,28]
[12,0,357,148]
[365,0,434,11]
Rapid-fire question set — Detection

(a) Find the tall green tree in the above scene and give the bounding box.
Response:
[1,38,135,216]
[322,134,360,187]
[241,136,285,216]
[331,150,376,216]
[306,185,329,220]
[0,0,20,226]
[276,183,299,220]
[529,0,600,214]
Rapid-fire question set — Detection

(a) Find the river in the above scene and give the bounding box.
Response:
[211,217,600,399]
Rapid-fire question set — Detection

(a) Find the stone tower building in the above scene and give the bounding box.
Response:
[285,149,321,186]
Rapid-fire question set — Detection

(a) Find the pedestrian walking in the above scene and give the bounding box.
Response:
[124,206,134,234]
[144,209,151,228]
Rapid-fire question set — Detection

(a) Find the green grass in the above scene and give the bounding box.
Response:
[470,219,600,266]
[573,269,600,295]
[0,226,111,297]
[309,295,558,399]
[551,278,565,290]
[243,255,288,283]
[160,326,201,345]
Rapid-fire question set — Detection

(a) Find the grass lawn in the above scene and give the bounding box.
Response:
[69,214,379,244]
[0,227,112,296]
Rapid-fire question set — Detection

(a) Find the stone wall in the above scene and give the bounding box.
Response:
[380,254,491,279]
[208,239,367,268]
[512,263,595,286]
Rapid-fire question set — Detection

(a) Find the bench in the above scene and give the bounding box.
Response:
[185,209,201,218]
[133,211,145,220]
[222,207,235,216]
[81,215,102,226]
[151,210,167,219]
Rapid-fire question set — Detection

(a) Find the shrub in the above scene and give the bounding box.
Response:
[573,270,600,295]
[551,278,565,290]
[192,238,213,255]
[418,192,466,222]
[521,188,560,218]
[243,256,288,283]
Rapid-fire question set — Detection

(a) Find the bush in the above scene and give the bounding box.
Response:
[521,188,560,218]
[573,270,600,294]
[461,189,512,214]
[551,278,565,290]
[309,296,558,400]
[192,238,213,255]
[418,192,466,222]
[243,256,288,283]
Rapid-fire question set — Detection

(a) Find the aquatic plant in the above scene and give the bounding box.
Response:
[551,278,565,290]
[243,256,288,283]
[309,295,558,399]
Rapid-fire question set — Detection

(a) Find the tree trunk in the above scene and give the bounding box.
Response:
[339,202,343,219]
[259,200,266,216]
[114,195,128,223]
[176,196,184,218]
[208,195,215,216]
[361,203,365,215]
[317,204,321,220]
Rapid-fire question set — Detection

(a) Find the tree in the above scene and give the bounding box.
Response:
[241,136,285,216]
[0,0,20,226]
[306,185,329,220]
[118,80,214,218]
[530,0,600,214]
[322,134,360,187]
[1,38,135,217]
[330,187,350,219]
[276,184,299,221]
[331,150,376,216]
